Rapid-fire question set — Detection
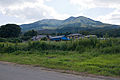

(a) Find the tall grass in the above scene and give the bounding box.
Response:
[1,38,120,54]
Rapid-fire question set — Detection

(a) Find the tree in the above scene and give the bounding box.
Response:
[24,30,37,37]
[0,24,21,38]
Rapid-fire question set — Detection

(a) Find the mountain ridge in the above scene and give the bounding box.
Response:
[20,16,120,32]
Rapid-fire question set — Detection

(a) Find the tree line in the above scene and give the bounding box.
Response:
[0,24,120,43]
[0,24,38,42]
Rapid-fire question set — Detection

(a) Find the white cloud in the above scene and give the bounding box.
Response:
[0,0,120,25]
[70,0,120,9]
[70,0,120,25]
[0,0,70,24]
[0,0,40,7]
[96,9,120,25]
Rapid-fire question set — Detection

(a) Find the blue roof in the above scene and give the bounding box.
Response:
[51,38,61,41]
[61,37,70,40]
[50,36,70,41]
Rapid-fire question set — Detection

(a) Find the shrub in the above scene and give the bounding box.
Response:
[101,45,120,54]
[0,38,6,42]
[1,38,120,55]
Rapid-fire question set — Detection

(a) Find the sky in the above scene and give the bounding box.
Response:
[0,0,120,25]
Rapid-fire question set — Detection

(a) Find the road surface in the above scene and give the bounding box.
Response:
[0,62,119,80]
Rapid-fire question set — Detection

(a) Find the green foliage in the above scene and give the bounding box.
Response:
[0,24,21,38]
[101,46,120,54]
[21,36,32,41]
[24,30,37,37]
[21,30,37,41]
[0,38,120,54]
[0,38,22,43]
[7,38,22,43]
[41,37,47,41]
[0,38,6,42]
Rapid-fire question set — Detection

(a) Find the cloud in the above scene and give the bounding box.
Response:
[70,0,120,9]
[0,0,40,7]
[69,0,120,25]
[96,9,120,25]
[0,0,120,25]
[0,0,70,24]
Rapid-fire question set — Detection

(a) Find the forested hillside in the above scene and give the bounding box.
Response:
[21,16,120,32]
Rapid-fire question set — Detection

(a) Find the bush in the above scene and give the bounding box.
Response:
[0,38,6,42]
[1,38,120,54]
[101,45,120,54]
[75,45,85,53]
[96,39,112,48]
[7,38,22,43]
[3,45,16,53]
[21,36,31,41]
[0,38,22,43]
[27,41,48,50]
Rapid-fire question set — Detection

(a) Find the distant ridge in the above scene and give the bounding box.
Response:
[20,16,120,32]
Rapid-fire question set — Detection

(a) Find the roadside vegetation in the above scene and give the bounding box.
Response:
[0,38,120,77]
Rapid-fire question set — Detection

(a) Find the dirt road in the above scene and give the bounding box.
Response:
[0,62,119,80]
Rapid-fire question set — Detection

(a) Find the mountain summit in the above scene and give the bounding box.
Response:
[20,16,119,31]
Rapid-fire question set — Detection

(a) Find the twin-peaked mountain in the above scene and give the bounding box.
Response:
[20,16,120,32]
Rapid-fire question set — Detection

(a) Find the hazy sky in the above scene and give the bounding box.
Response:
[0,0,120,25]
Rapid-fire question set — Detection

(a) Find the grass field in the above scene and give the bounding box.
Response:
[0,38,120,77]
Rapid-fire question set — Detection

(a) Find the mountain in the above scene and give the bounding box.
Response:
[63,16,103,25]
[20,16,120,32]
[20,19,63,31]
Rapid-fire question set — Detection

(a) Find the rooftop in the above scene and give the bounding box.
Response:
[67,33,82,36]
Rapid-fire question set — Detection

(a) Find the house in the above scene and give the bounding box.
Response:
[49,35,70,41]
[32,35,47,41]
[67,33,83,39]
[85,35,97,38]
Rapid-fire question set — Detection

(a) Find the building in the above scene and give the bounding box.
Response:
[85,35,97,38]
[49,35,70,41]
[67,33,83,39]
[32,35,47,41]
